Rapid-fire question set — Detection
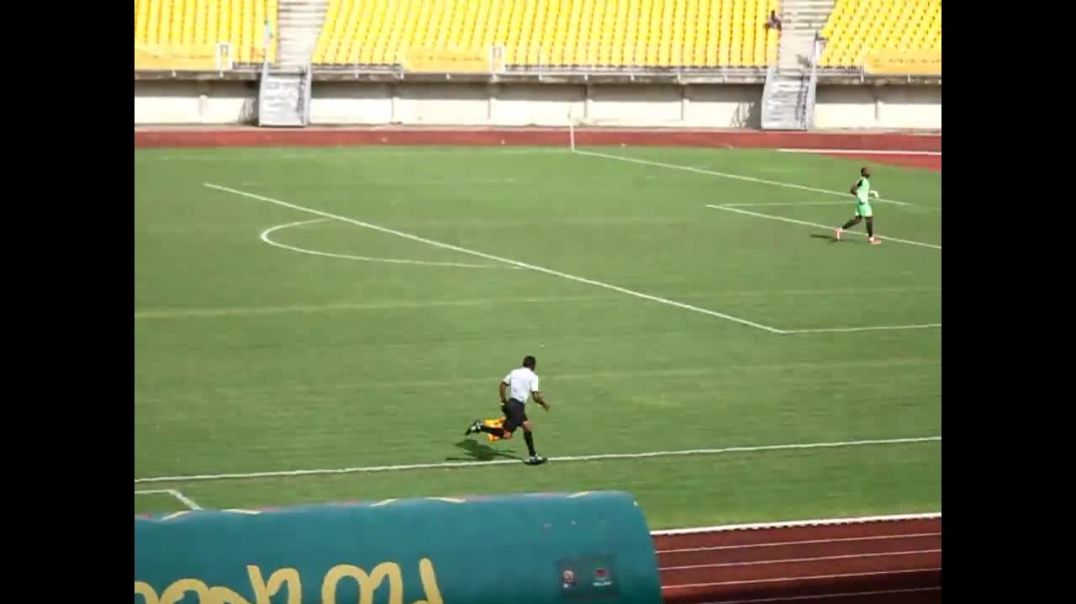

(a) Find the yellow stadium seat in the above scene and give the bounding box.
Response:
[135,0,151,44]
[205,0,219,46]
[157,0,171,44]
[819,0,940,68]
[298,0,797,69]
[136,0,278,69]
[169,1,182,42]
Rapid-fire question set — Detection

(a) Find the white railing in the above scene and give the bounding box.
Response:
[301,67,313,124]
[804,34,824,128]
[311,44,777,74]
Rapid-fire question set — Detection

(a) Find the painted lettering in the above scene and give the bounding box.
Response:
[415,558,444,604]
[135,559,442,604]
[208,586,254,604]
[321,561,402,604]
[134,581,159,604]
[248,565,301,604]
[159,579,212,603]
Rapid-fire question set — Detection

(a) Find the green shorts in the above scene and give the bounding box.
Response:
[855,202,873,218]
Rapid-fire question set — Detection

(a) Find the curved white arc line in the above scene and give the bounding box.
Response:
[259,219,513,269]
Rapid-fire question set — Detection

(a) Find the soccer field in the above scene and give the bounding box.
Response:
[134,144,941,529]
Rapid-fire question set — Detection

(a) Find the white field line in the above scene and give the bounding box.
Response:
[135,489,203,510]
[169,491,204,511]
[205,183,785,333]
[661,567,940,589]
[211,185,936,334]
[655,532,941,553]
[705,204,942,251]
[694,587,941,604]
[143,358,937,400]
[261,219,511,269]
[139,148,566,161]
[784,324,941,334]
[134,295,619,320]
[573,149,914,207]
[652,512,940,536]
[133,436,939,484]
[777,149,941,156]
[723,202,850,207]
[659,548,940,571]
[134,286,940,320]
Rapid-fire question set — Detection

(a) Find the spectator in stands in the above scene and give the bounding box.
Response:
[766,10,782,31]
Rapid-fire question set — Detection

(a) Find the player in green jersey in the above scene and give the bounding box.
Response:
[834,167,882,245]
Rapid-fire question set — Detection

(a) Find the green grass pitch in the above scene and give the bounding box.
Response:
[134,145,940,528]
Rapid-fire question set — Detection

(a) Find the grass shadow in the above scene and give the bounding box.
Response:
[446,439,523,462]
[810,233,842,244]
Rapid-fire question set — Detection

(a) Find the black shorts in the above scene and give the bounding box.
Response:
[502,399,528,432]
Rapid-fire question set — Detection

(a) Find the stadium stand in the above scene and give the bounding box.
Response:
[311,0,780,69]
[134,0,279,69]
[819,0,940,68]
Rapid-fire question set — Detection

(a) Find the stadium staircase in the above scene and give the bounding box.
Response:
[258,0,327,126]
[761,0,834,130]
[277,0,330,69]
[257,67,312,126]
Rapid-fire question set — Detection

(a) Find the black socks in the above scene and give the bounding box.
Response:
[524,431,537,457]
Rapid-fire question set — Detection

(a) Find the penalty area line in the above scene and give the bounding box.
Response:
[784,324,941,334]
[134,436,940,485]
[206,183,784,333]
[206,185,938,335]
[705,204,941,250]
[573,149,914,207]
[722,201,850,207]
[260,219,511,269]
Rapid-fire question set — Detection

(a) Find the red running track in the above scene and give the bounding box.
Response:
[817,152,941,172]
[654,516,941,604]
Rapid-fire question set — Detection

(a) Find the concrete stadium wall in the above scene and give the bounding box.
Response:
[814,85,940,130]
[135,81,259,124]
[134,80,940,130]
